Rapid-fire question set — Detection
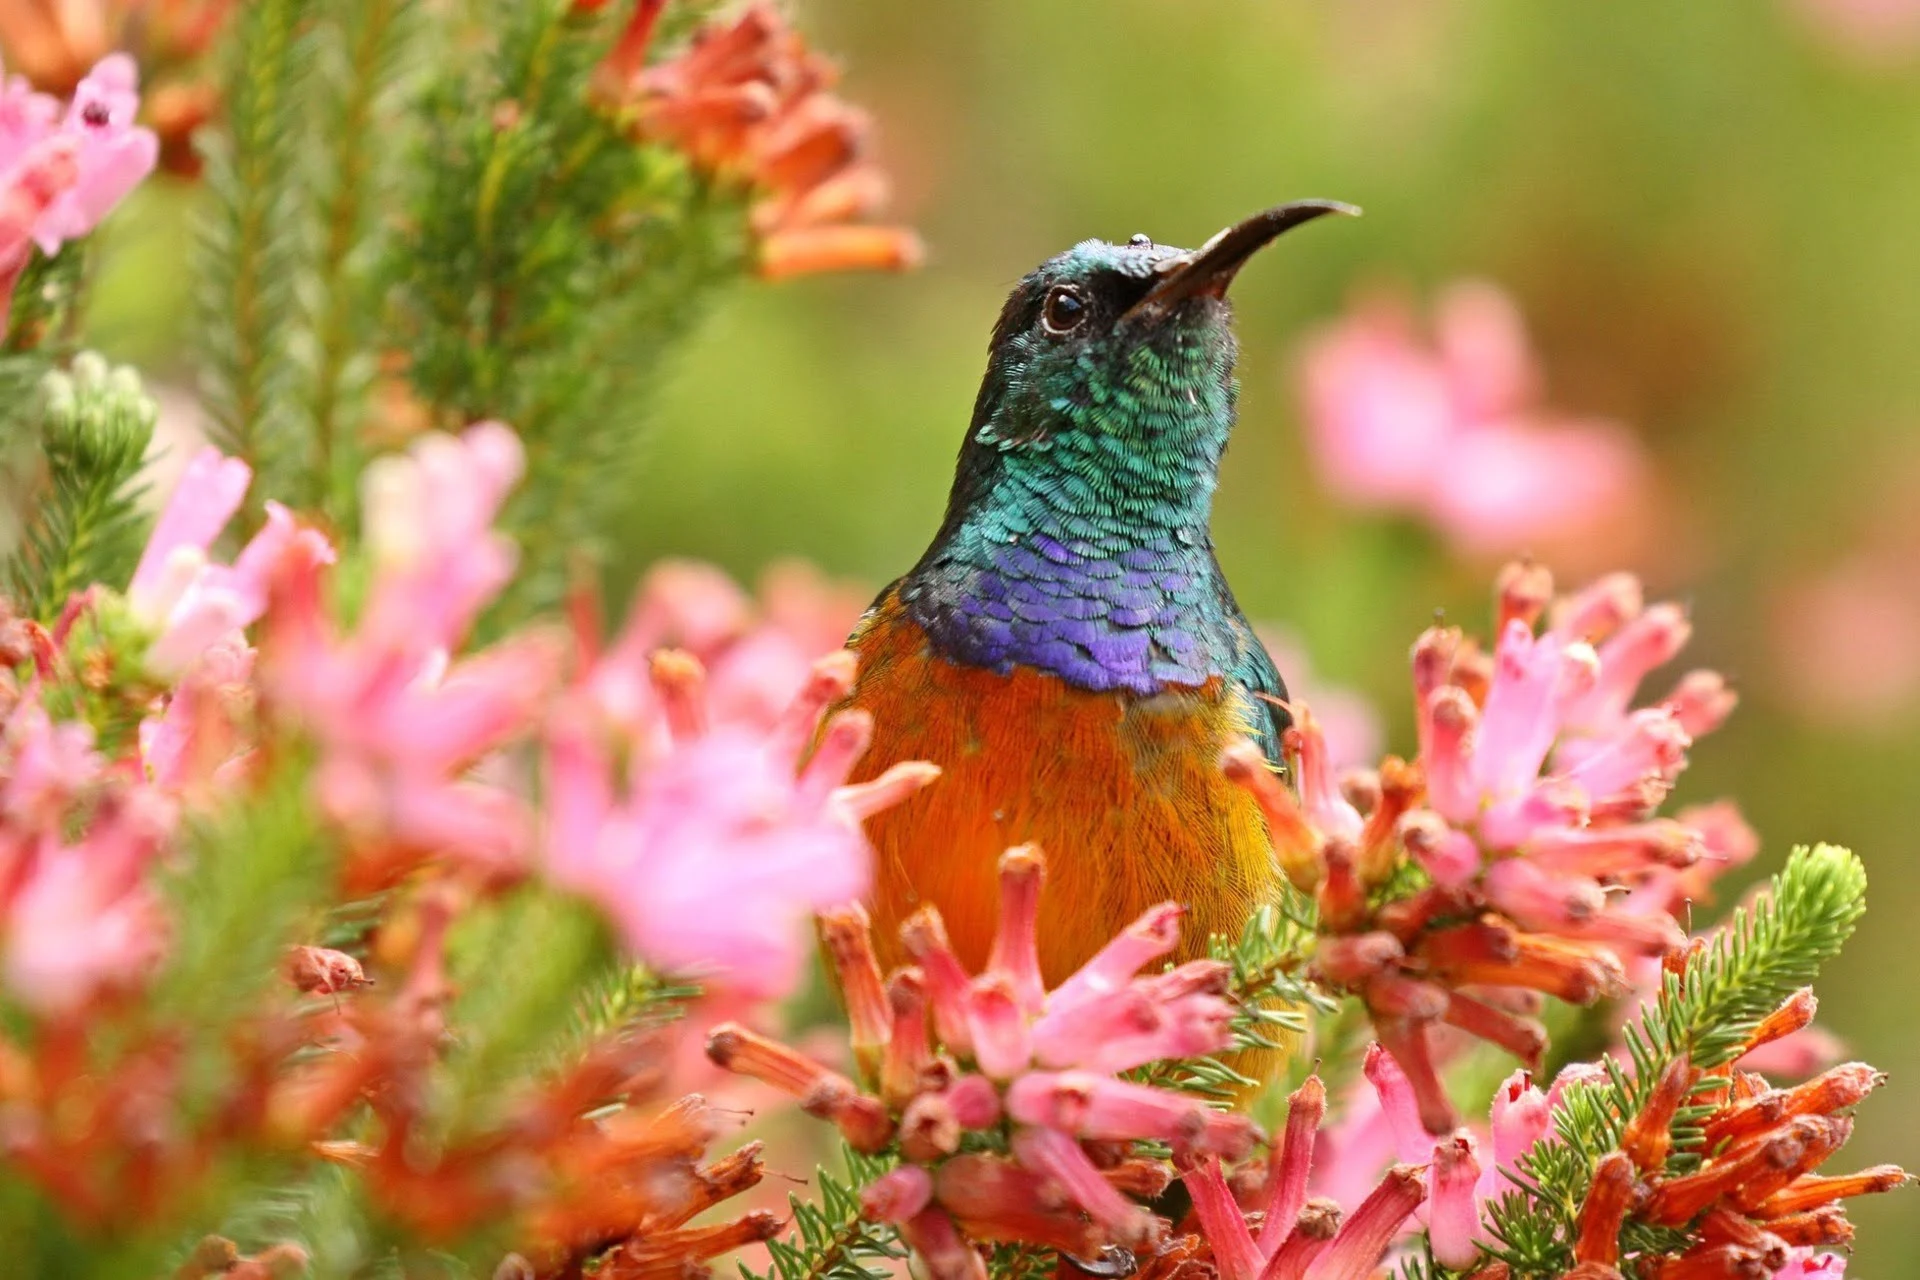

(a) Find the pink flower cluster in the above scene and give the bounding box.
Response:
[1226,562,1752,1132]
[1297,282,1645,557]
[6,421,926,1015]
[704,848,1410,1279]
[546,645,933,999]
[1410,563,1736,917]
[595,556,868,735]
[1340,1045,1596,1271]
[0,52,156,304]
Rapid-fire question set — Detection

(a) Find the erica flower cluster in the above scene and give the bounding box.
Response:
[1227,561,1740,1133]
[705,847,1444,1280]
[0,418,939,1275]
[593,0,923,279]
[290,902,780,1278]
[1556,988,1907,1280]
[116,422,929,995]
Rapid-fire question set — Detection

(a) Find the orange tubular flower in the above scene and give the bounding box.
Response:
[593,1,923,279]
[1556,988,1911,1278]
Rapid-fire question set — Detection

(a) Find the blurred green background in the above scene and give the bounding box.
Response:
[96,0,1920,1268]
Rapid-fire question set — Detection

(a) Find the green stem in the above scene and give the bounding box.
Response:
[219,8,294,479]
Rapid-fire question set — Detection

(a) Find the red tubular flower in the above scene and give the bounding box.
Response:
[1621,1059,1696,1174]
[1311,1165,1428,1280]
[900,1206,988,1280]
[931,1153,1104,1256]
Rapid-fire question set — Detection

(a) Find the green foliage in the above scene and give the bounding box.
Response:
[1486,844,1869,1278]
[194,0,315,510]
[564,958,699,1054]
[987,1244,1061,1280]
[154,758,336,1024]
[389,0,749,622]
[7,247,90,352]
[2,354,157,620]
[299,0,425,518]
[742,1147,907,1280]
[440,887,618,1115]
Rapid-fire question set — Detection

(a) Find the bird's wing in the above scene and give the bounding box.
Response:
[1227,613,1291,770]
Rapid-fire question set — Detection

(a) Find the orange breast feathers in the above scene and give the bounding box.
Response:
[838,590,1284,985]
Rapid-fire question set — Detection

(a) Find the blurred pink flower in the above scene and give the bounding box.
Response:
[127,446,251,615]
[1771,552,1920,729]
[0,695,171,1013]
[542,557,923,999]
[34,53,156,251]
[543,701,879,999]
[605,557,868,733]
[1296,281,1647,556]
[0,52,156,301]
[138,634,254,797]
[258,425,557,882]
[128,447,334,676]
[3,786,171,1014]
[1,695,98,828]
[1790,0,1920,63]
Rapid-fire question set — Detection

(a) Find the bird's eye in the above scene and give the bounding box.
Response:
[1041,285,1087,335]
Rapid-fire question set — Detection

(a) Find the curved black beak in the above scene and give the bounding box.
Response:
[1122,199,1360,321]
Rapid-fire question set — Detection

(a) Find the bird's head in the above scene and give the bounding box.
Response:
[945,200,1358,527]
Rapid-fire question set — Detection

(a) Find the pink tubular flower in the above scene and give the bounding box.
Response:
[708,847,1256,1272]
[125,447,335,677]
[545,648,930,998]
[1296,281,1646,557]
[1305,1052,1617,1273]
[255,425,552,884]
[1181,1077,1426,1280]
[0,52,156,302]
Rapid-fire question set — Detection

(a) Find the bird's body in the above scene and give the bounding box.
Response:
[837,205,1352,985]
[846,593,1276,981]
